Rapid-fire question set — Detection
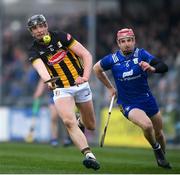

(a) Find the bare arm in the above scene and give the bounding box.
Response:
[70,41,92,84]
[32,59,55,89]
[32,59,51,81]
[93,61,116,97]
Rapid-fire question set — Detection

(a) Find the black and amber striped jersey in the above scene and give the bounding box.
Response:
[28,31,84,88]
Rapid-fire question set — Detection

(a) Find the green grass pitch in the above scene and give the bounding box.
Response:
[0,142,179,174]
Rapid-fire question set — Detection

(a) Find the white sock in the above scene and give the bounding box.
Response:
[86,152,96,159]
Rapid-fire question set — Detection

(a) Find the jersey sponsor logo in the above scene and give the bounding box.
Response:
[48,50,67,65]
[122,69,133,78]
[119,74,141,81]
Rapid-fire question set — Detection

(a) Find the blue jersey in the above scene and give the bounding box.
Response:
[100,48,156,105]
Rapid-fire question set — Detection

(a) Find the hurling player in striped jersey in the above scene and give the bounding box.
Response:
[27,14,100,170]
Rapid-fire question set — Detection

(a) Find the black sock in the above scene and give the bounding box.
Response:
[81,147,91,155]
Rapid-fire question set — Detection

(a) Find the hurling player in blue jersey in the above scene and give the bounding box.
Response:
[93,28,171,169]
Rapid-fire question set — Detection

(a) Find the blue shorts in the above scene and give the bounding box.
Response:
[119,96,159,118]
[48,91,54,105]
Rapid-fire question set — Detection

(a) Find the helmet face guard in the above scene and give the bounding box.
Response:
[27,14,47,31]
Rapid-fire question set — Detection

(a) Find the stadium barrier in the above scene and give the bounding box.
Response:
[0,107,51,142]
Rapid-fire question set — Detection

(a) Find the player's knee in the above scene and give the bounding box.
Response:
[143,121,153,132]
[63,118,75,129]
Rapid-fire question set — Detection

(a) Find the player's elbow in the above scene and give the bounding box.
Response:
[93,62,101,74]
[93,64,97,73]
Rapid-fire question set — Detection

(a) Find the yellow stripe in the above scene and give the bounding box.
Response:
[63,57,79,80]
[68,40,77,49]
[53,61,70,87]
[32,59,40,65]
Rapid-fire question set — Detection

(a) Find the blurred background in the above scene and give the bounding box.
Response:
[0,0,179,147]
